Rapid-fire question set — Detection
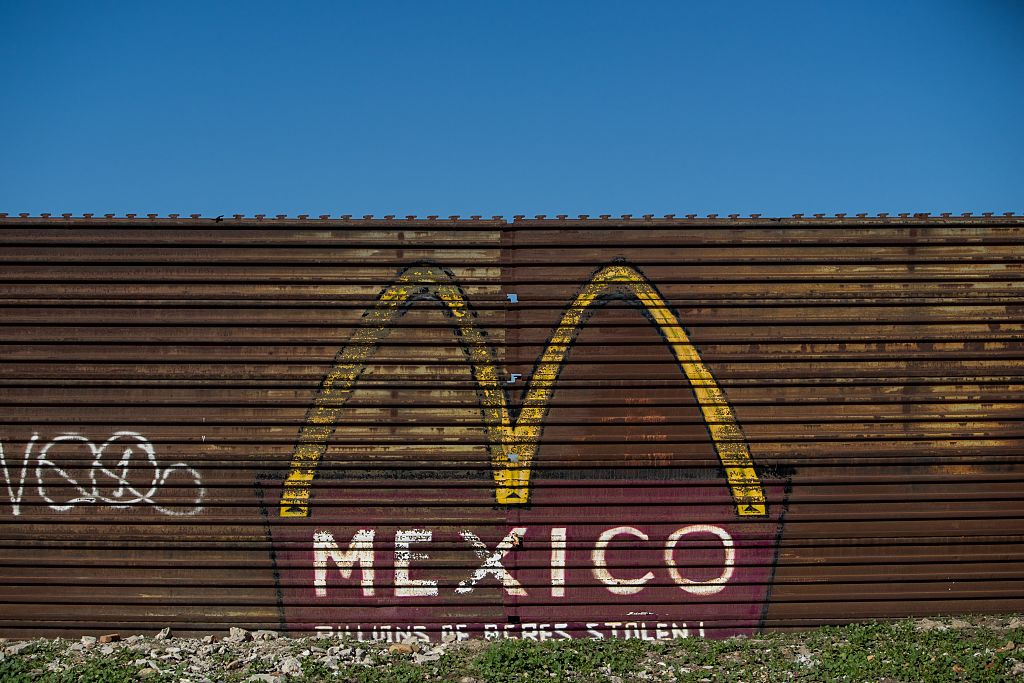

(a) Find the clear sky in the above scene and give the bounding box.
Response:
[1,1,1021,218]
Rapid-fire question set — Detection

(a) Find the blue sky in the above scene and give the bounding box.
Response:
[1,1,1021,217]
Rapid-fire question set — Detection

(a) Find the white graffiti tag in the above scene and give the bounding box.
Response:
[0,431,204,516]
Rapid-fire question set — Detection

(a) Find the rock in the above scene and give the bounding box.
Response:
[915,618,948,632]
[201,635,215,644]
[100,645,115,655]
[280,656,302,675]
[138,669,157,678]
[442,632,458,644]
[98,633,119,644]
[253,630,279,641]
[155,627,172,640]
[458,677,478,683]
[413,652,441,664]
[5,641,32,656]
[795,644,815,666]
[950,618,970,629]
[225,659,243,670]
[389,643,414,655]
[228,627,252,642]
[80,636,97,649]
[246,675,280,683]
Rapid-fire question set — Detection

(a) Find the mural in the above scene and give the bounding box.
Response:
[4,216,1020,639]
[265,262,788,640]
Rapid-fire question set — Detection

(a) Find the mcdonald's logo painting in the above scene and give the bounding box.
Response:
[263,261,789,639]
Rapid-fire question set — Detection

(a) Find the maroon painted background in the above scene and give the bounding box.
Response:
[267,475,785,640]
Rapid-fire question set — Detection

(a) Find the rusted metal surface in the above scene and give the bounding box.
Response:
[0,213,1022,640]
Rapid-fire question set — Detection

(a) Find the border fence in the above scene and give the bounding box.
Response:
[0,213,1021,639]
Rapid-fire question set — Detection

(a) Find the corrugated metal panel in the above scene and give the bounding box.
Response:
[0,213,1021,640]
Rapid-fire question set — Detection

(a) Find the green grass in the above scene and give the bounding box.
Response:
[473,638,652,682]
[1,617,1021,682]
[0,641,183,683]
[464,621,1023,682]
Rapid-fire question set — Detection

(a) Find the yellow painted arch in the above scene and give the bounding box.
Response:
[280,263,766,518]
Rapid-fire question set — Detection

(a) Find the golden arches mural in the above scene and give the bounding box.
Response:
[280,263,766,518]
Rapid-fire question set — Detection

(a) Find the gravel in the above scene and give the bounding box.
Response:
[1,616,1023,682]
[1,629,460,682]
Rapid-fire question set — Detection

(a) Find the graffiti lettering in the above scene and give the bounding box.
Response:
[455,528,527,596]
[394,529,438,597]
[309,621,706,641]
[665,524,735,595]
[550,527,567,598]
[592,526,656,595]
[0,431,204,516]
[312,525,735,598]
[313,529,375,597]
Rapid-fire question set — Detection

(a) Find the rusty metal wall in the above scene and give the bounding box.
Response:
[0,213,1021,640]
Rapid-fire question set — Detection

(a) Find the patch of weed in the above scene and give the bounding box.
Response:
[474,638,651,682]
